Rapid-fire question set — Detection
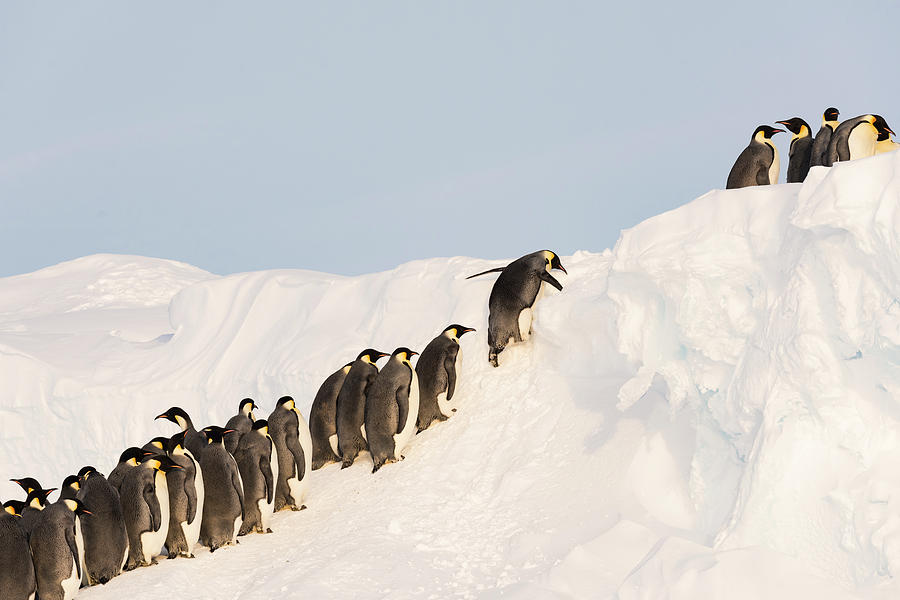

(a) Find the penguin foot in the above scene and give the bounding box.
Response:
[400,455,406,460]
[451,408,457,413]
[290,505,301,512]
[300,504,308,510]
[265,528,273,533]
[167,553,178,560]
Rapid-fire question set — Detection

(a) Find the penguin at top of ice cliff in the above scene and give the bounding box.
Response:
[809,107,840,168]
[416,324,476,432]
[198,426,244,552]
[76,466,128,585]
[224,398,258,455]
[29,497,92,600]
[826,114,894,165]
[0,496,35,600]
[310,362,354,470]
[467,250,566,367]
[725,125,783,189]
[365,347,420,473]
[156,406,207,458]
[267,396,312,511]
[775,117,813,183]
[336,349,390,468]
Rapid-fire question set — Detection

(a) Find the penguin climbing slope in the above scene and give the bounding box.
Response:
[809,107,840,168]
[29,498,91,600]
[234,419,278,534]
[224,398,258,455]
[199,426,244,552]
[365,347,420,473]
[416,324,476,432]
[268,396,312,511]
[726,125,783,189]
[776,117,813,182]
[120,455,178,569]
[164,432,205,559]
[76,466,128,585]
[467,250,567,367]
[335,349,389,468]
[310,362,354,470]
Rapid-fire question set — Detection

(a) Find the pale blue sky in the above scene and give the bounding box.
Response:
[1,2,897,277]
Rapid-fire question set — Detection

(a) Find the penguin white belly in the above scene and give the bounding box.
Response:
[437,350,462,417]
[768,146,780,184]
[77,515,88,586]
[848,124,877,160]
[360,423,367,440]
[61,516,86,599]
[328,433,339,455]
[231,457,244,543]
[393,371,420,457]
[260,442,278,531]
[141,472,169,562]
[182,452,204,552]
[518,308,534,341]
[877,139,900,154]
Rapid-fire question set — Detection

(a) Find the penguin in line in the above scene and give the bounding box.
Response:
[467,250,567,367]
[76,466,128,585]
[310,362,354,470]
[234,419,278,534]
[156,407,207,458]
[29,498,91,600]
[725,125,783,189]
[0,498,36,600]
[108,447,150,492]
[199,426,244,552]
[268,396,312,511]
[336,349,390,468]
[365,347,420,473]
[20,487,57,537]
[416,325,476,432]
[224,398,258,455]
[163,431,205,559]
[59,475,81,501]
[120,455,179,570]
[776,117,813,183]
[826,114,894,165]
[809,107,840,168]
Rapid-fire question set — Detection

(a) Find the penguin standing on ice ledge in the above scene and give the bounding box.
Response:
[776,117,813,183]
[725,125,783,189]
[467,250,566,367]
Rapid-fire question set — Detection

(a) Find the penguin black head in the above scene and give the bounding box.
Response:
[3,499,25,516]
[62,498,93,516]
[753,125,784,141]
[62,475,81,493]
[201,426,234,444]
[274,396,297,411]
[391,347,419,363]
[10,477,43,494]
[155,406,193,430]
[873,115,895,137]
[251,419,269,435]
[118,447,151,465]
[443,324,476,341]
[77,466,99,480]
[167,430,187,455]
[542,250,567,274]
[823,107,840,122]
[143,454,183,473]
[357,349,390,364]
[144,436,170,452]
[239,398,258,416]
[775,118,811,137]
[25,487,56,509]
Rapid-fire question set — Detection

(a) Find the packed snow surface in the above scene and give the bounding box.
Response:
[4,153,900,598]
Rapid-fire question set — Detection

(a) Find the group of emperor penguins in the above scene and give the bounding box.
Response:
[0,249,567,600]
[726,107,898,189]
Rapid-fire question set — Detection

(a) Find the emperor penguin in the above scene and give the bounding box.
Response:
[141,437,169,455]
[776,117,813,182]
[234,419,278,534]
[224,398,258,455]
[59,475,81,501]
[725,125,784,189]
[108,447,150,492]
[3,499,26,516]
[310,362,354,470]
[809,107,840,167]
[120,455,179,569]
[0,498,36,600]
[467,250,567,367]
[876,129,900,154]
[163,431,205,559]
[198,426,244,552]
[29,498,91,600]
[10,476,47,496]
[416,325,476,432]
[365,347,421,473]
[826,114,895,165]
[20,487,57,537]
[335,349,390,468]
[156,406,208,458]
[75,466,128,585]
[267,396,313,510]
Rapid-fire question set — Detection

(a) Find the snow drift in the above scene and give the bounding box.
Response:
[3,153,900,598]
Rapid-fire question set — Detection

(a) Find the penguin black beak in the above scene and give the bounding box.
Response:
[81,509,93,516]
[410,351,419,357]
[224,429,236,435]
[772,128,785,135]
[155,413,168,420]
[462,327,476,333]
[558,265,568,274]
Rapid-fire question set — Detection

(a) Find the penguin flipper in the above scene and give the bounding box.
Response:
[231,465,245,521]
[184,474,197,524]
[395,385,410,435]
[465,267,505,280]
[144,482,161,532]
[260,452,274,504]
[285,431,306,483]
[66,523,82,581]
[539,270,563,291]
[755,160,770,186]
[444,349,459,401]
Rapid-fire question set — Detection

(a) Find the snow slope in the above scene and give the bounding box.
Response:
[3,153,900,598]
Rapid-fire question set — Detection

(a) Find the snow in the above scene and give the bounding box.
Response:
[4,152,900,598]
